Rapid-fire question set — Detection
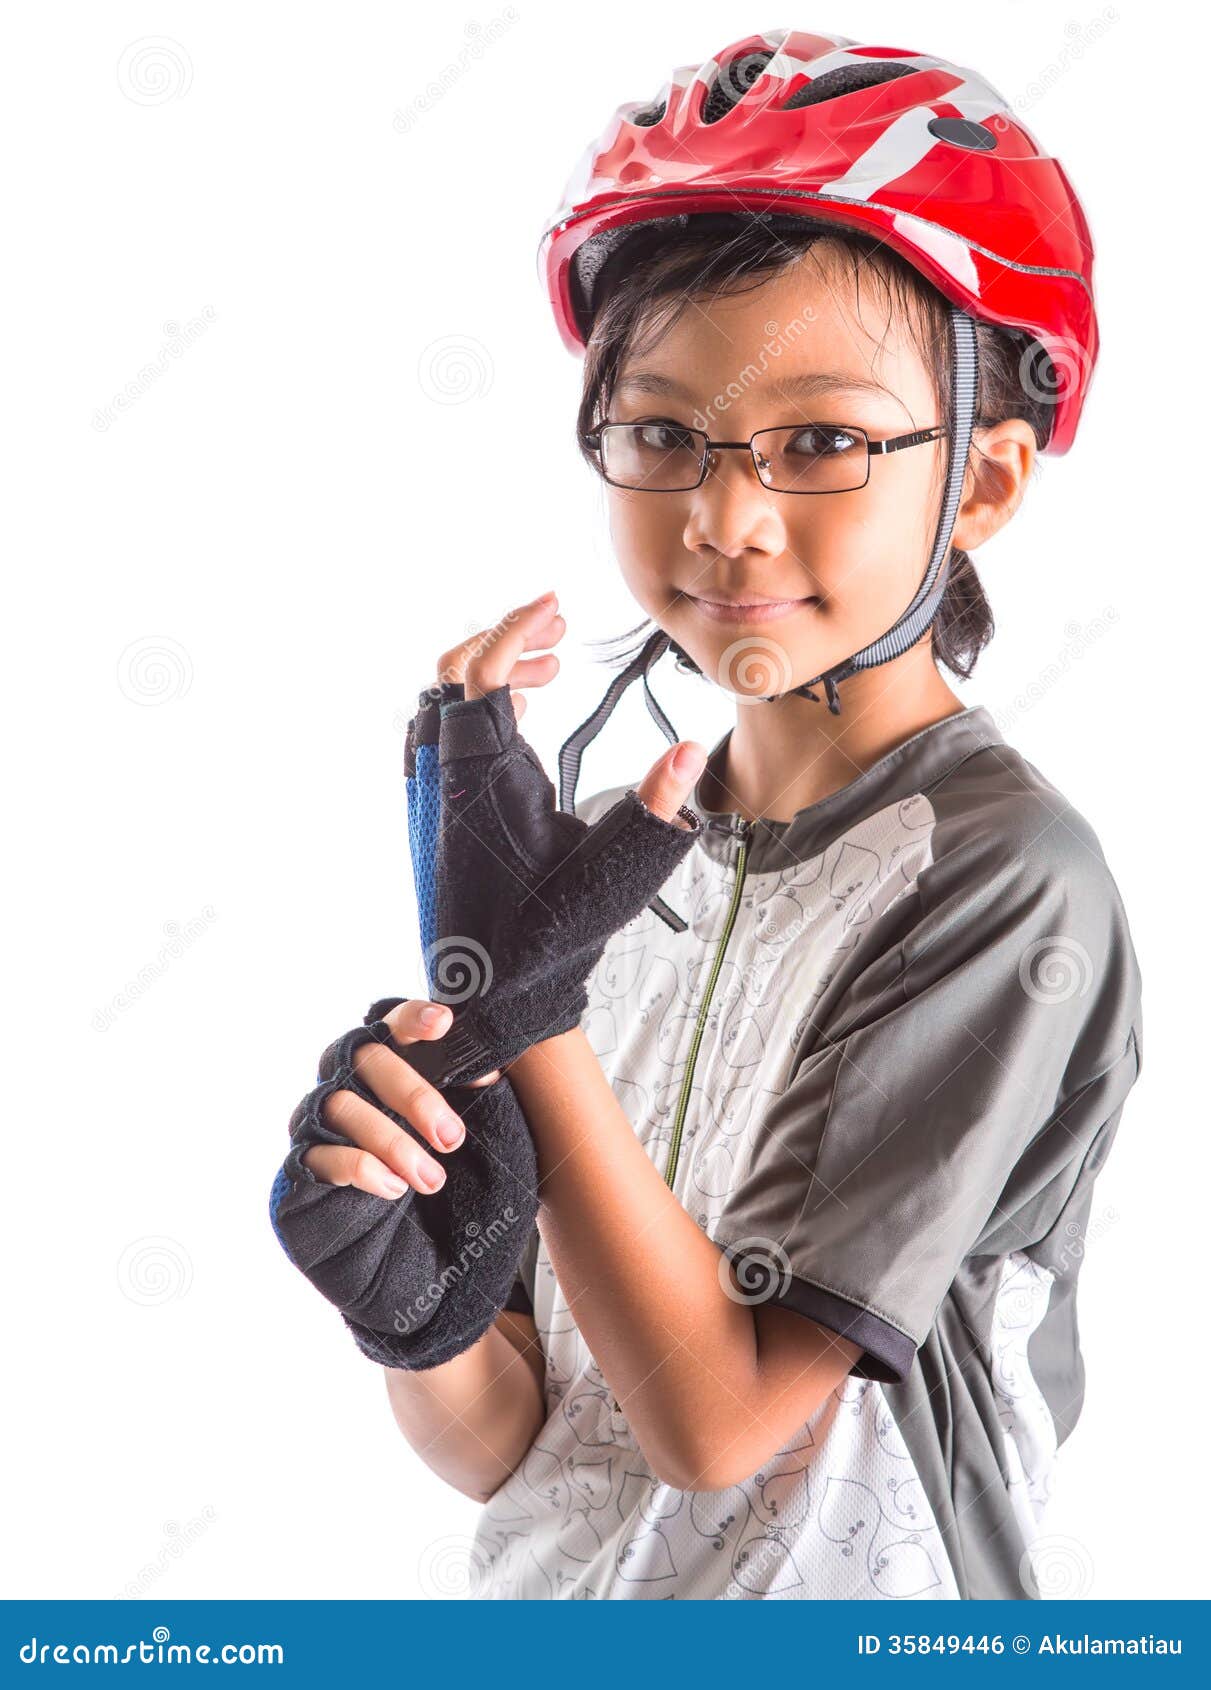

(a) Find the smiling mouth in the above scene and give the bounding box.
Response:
[686,592,820,620]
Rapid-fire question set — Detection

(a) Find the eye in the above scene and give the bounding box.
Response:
[633,419,698,452]
[785,425,859,459]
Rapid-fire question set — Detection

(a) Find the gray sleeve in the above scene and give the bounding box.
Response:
[711,833,1143,1384]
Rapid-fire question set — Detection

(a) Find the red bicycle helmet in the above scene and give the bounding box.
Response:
[538,28,1096,453]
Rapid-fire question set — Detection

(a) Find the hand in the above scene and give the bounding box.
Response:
[300,997,500,1199]
[269,995,541,1372]
[397,593,706,1090]
[437,586,566,724]
[445,589,708,823]
[403,590,568,1004]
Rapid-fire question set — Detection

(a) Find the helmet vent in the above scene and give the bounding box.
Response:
[781,59,919,110]
[630,100,666,127]
[701,49,774,123]
[926,115,997,151]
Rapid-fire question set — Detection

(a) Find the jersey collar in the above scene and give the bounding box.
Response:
[689,705,1007,872]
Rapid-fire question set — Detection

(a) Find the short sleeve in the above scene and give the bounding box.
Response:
[711,833,1143,1384]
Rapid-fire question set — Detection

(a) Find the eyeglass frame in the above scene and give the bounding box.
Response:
[577,419,949,494]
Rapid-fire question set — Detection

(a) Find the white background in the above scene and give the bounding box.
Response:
[2,0,1203,1601]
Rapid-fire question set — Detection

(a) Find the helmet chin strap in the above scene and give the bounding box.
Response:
[557,618,682,815]
[558,307,978,814]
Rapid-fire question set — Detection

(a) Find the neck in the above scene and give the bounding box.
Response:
[701,642,968,823]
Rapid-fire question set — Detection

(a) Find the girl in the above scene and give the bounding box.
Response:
[291,30,1142,1600]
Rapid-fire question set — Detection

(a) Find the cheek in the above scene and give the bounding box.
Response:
[782,495,872,591]
[791,466,937,600]
[608,494,684,586]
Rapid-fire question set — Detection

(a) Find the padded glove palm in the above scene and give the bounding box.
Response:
[269,1009,536,1371]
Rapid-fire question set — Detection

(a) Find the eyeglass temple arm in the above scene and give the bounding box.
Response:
[869,425,949,455]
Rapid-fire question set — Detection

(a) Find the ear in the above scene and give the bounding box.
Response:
[950,418,1037,553]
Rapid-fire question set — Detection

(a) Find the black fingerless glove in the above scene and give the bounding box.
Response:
[399,679,702,1089]
[268,1003,538,1371]
[268,675,701,1370]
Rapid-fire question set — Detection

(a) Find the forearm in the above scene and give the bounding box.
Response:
[383,1322,544,1504]
[504,1028,765,1490]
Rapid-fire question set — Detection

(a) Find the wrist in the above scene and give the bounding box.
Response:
[505,1025,586,1080]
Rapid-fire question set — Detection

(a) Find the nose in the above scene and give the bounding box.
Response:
[682,446,786,561]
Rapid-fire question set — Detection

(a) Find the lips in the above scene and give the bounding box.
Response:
[692,590,819,606]
[687,593,818,624]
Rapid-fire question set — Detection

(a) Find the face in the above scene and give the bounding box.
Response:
[602,249,957,698]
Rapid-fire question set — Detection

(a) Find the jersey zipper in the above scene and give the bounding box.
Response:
[663,816,752,1192]
[610,815,754,1417]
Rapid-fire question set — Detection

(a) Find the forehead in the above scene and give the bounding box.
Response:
[616,258,935,412]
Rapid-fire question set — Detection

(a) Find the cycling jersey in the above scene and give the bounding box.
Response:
[469,703,1143,1599]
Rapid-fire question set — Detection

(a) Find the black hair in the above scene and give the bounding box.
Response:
[574,212,1055,684]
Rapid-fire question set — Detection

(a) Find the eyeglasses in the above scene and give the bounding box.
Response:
[578,420,948,494]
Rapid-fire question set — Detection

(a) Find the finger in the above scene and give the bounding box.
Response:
[301,1139,439,1199]
[345,1040,468,1155]
[434,631,563,695]
[510,690,527,725]
[464,615,564,701]
[634,741,708,827]
[503,651,562,688]
[464,598,567,701]
[384,998,455,1044]
[318,1082,454,1184]
[435,593,562,692]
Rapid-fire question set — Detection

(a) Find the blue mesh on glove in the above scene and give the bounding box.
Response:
[404,686,447,970]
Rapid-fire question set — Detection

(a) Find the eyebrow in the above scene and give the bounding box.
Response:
[615,369,892,402]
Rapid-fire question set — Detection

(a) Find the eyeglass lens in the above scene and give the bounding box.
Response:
[600,423,870,493]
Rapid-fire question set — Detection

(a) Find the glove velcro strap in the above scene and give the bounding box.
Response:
[404,682,463,776]
[362,996,509,1090]
[399,1012,501,1091]
[437,685,516,760]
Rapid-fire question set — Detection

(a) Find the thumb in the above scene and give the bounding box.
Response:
[635,741,707,827]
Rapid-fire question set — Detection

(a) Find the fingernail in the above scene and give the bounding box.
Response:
[673,743,706,779]
[421,1005,448,1028]
[380,1174,408,1198]
[436,1113,465,1148]
[535,590,557,605]
[417,1159,446,1191]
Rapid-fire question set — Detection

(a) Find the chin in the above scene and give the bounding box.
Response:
[676,631,800,698]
